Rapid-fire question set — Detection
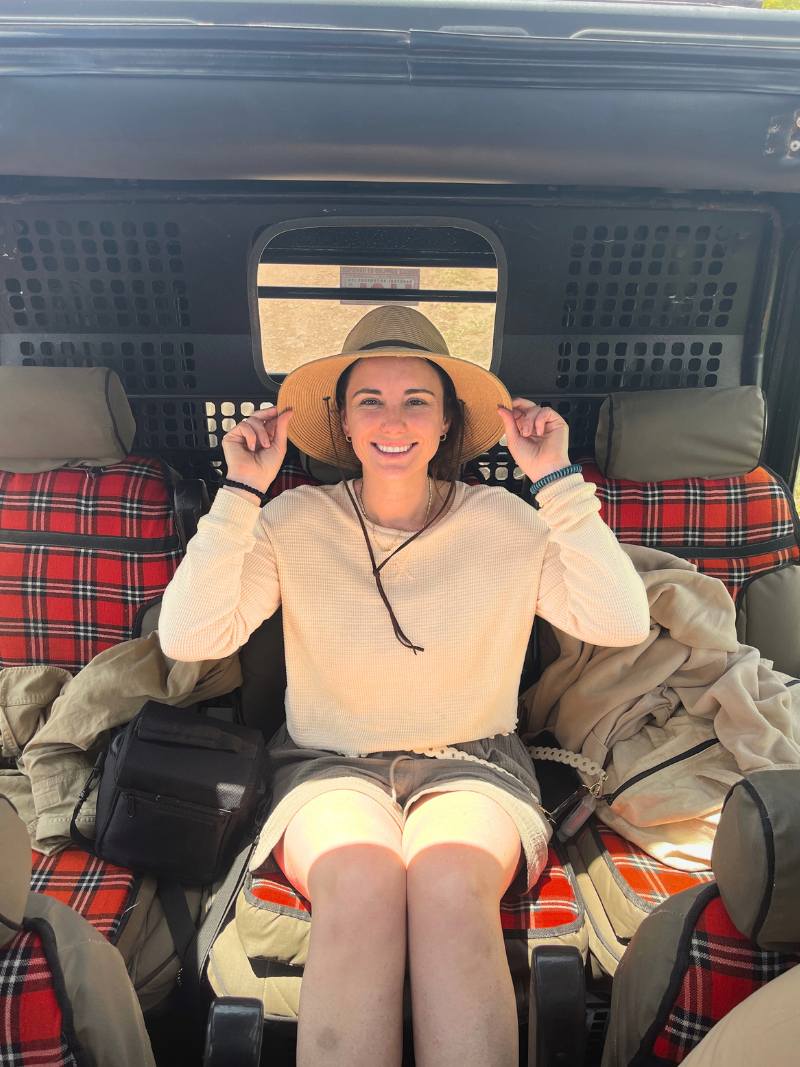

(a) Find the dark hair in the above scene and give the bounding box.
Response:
[334,356,465,480]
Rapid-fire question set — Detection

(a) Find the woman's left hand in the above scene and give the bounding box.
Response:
[497,399,571,483]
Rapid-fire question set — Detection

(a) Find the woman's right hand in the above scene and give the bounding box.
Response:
[221,407,293,492]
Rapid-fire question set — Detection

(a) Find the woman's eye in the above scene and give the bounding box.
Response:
[359,397,380,406]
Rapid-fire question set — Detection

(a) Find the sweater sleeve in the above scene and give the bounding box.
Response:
[534,474,651,646]
[157,488,281,662]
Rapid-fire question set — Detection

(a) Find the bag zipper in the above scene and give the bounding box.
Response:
[0,529,180,553]
[605,737,720,804]
[122,787,231,818]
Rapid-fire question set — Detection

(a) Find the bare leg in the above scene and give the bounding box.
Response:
[403,790,523,1067]
[275,790,406,1067]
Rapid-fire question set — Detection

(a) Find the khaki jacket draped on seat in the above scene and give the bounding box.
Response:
[521,544,800,869]
[0,632,241,852]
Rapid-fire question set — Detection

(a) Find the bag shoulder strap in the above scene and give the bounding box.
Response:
[69,748,108,852]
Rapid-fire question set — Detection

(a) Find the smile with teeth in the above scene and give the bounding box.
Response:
[373,442,416,454]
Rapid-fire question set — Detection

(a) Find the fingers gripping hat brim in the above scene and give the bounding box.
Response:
[277,349,512,467]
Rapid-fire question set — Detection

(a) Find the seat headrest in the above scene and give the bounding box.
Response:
[712,769,800,952]
[595,386,765,481]
[0,797,32,947]
[0,367,136,473]
[301,452,357,485]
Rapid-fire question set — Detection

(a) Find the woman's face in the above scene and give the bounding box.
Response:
[340,356,450,479]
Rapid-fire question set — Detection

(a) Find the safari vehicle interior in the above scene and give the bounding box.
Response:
[2,0,800,1065]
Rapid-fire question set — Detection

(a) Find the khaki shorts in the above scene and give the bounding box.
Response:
[251,726,552,890]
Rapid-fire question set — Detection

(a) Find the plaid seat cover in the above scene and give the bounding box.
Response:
[580,459,800,600]
[576,459,798,955]
[645,888,800,1064]
[30,848,139,944]
[264,451,320,502]
[595,826,714,912]
[0,926,80,1067]
[0,455,182,672]
[249,845,584,939]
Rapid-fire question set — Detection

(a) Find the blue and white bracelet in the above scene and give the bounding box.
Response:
[528,463,583,509]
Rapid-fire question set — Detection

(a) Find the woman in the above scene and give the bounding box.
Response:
[158,305,650,1067]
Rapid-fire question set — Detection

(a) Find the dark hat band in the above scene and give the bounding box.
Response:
[358,339,429,352]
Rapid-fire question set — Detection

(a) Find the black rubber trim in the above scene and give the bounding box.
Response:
[0,529,181,553]
[603,394,614,477]
[756,389,768,470]
[621,533,797,561]
[763,463,800,545]
[629,884,720,1067]
[606,738,720,804]
[741,778,776,944]
[734,559,800,611]
[787,679,800,687]
[131,596,162,639]
[104,367,128,457]
[0,909,22,933]
[259,286,495,304]
[23,915,93,1067]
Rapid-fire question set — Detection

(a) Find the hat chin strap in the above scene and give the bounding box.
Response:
[322,396,462,654]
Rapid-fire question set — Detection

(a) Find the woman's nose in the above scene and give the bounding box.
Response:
[380,407,406,429]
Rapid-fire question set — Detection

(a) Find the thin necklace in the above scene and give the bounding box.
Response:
[356,477,433,552]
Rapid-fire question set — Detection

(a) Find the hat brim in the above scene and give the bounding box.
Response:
[277,348,512,467]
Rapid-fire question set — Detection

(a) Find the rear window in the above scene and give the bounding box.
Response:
[254,223,500,378]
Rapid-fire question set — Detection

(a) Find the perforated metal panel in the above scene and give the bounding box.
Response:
[0,193,774,486]
[1,217,189,331]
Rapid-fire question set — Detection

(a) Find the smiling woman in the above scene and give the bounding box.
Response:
[158,296,650,1067]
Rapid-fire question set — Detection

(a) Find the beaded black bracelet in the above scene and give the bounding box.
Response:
[528,464,583,509]
[221,478,268,505]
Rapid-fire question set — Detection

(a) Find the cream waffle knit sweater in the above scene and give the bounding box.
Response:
[158,474,650,756]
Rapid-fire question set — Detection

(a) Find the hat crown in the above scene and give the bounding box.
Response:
[341,305,450,357]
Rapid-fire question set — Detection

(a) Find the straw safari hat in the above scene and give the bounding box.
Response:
[277,305,512,466]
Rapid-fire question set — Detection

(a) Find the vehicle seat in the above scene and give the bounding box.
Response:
[567,385,800,976]
[0,366,208,1011]
[206,444,590,1045]
[601,770,800,1066]
[0,796,156,1067]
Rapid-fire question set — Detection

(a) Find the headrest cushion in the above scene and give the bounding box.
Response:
[301,453,357,484]
[0,367,136,472]
[712,769,800,952]
[0,797,32,947]
[595,386,765,481]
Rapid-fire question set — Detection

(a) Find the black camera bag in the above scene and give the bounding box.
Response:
[71,702,269,884]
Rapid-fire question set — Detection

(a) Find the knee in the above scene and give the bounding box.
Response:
[406,845,508,919]
[308,844,406,934]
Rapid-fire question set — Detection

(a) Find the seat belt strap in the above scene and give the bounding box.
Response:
[158,840,256,994]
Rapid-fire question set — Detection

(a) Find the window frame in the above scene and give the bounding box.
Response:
[247,214,508,389]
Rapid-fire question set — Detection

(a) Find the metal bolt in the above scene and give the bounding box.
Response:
[795,115,800,128]
[790,140,800,152]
